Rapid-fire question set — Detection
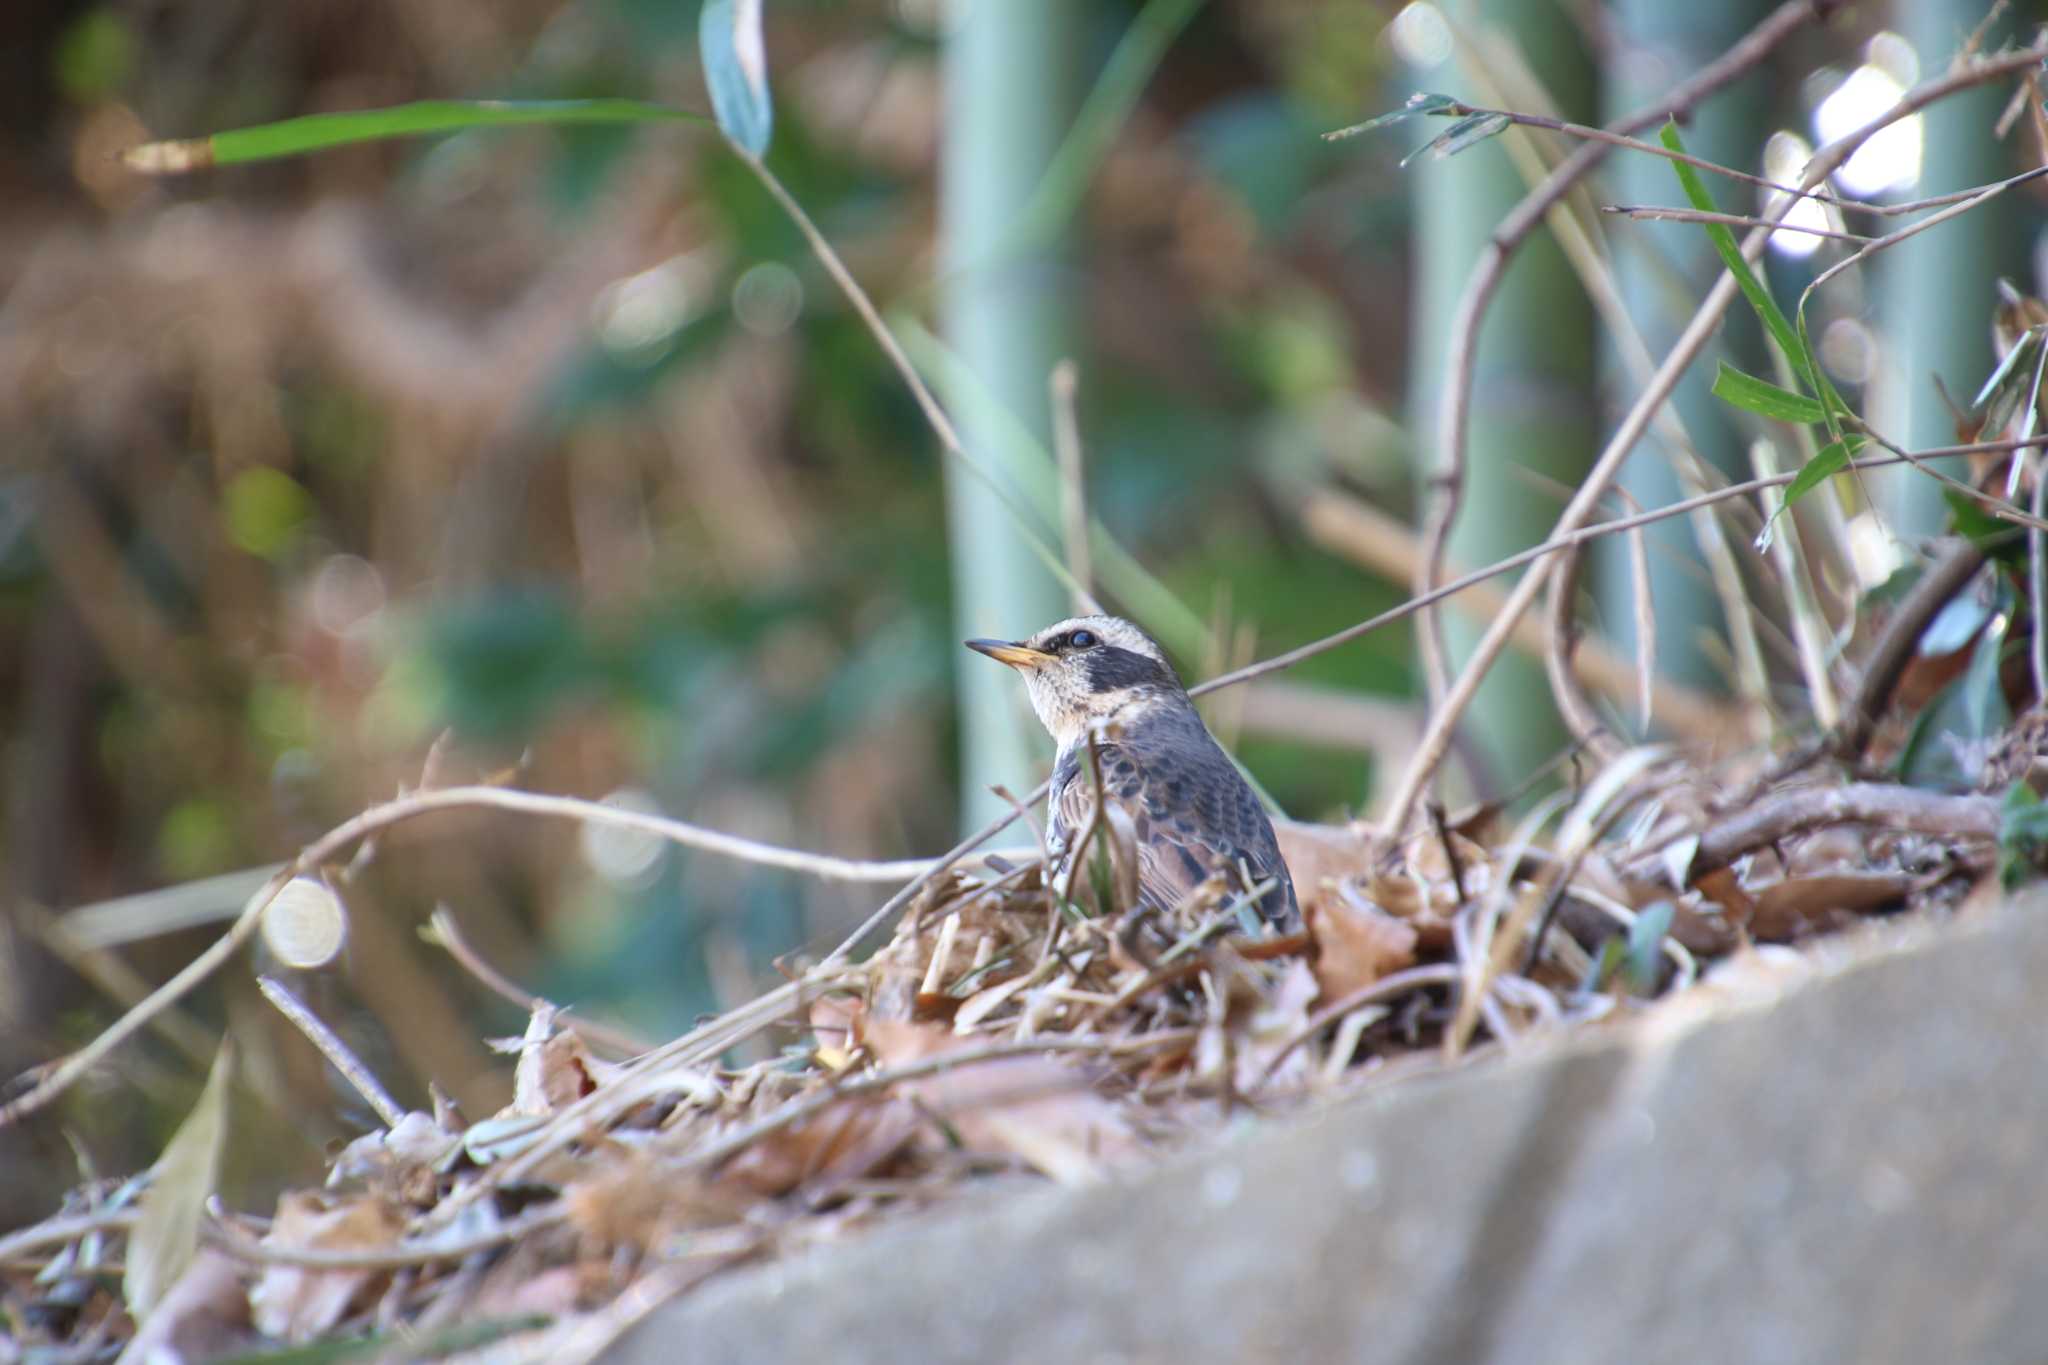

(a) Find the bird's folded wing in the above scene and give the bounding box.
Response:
[1053,741,1262,915]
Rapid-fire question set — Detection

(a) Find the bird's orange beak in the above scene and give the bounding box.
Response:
[966,638,1052,669]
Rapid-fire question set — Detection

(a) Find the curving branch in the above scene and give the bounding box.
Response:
[1413,0,1832,712]
[1389,34,2048,844]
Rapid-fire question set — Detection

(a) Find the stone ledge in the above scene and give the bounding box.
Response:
[609,898,2048,1364]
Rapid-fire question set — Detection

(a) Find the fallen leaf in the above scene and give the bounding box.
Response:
[716,1097,919,1199]
[247,1191,403,1343]
[862,1019,1135,1184]
[125,1042,235,1321]
[113,1248,249,1365]
[1751,872,1915,940]
[1306,887,1418,1001]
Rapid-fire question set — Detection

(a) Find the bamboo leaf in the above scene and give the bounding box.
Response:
[1661,122,1824,409]
[1401,112,1511,168]
[124,99,707,174]
[125,1042,235,1319]
[1782,436,1863,504]
[699,0,773,157]
[1712,362,1827,424]
[1756,435,1865,550]
[1624,902,1674,994]
[1324,91,1464,141]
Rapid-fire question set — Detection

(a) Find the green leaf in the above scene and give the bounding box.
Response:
[124,99,708,174]
[126,1043,235,1320]
[1944,488,2028,560]
[1323,91,1464,141]
[1899,585,2010,791]
[1584,934,1627,993]
[699,0,773,157]
[1712,362,1827,424]
[1400,111,1511,168]
[1661,122,1824,410]
[2001,781,2048,888]
[1782,435,1864,504]
[1757,434,1866,550]
[1624,902,1674,995]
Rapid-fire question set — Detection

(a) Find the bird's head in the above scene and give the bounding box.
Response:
[966,615,1185,747]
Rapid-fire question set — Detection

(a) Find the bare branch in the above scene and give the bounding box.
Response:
[1414,0,1826,714]
[1392,32,2048,842]
[256,975,408,1129]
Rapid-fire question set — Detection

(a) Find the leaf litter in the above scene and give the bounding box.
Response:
[6,707,2016,1363]
[18,278,2048,1350]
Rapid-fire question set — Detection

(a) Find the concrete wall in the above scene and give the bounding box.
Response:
[611,895,2048,1364]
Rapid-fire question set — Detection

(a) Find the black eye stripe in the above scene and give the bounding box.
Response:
[1082,644,1171,692]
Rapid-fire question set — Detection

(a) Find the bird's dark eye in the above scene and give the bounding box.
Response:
[1068,629,1098,649]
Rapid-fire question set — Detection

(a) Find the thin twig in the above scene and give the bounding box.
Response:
[1541,518,1623,766]
[257,975,407,1128]
[1383,101,1841,205]
[1256,964,1461,1087]
[733,140,1096,605]
[1,777,932,1129]
[1634,783,2001,885]
[1414,0,1826,711]
[425,907,652,1056]
[1602,203,1871,242]
[1391,34,2048,844]
[1827,538,1993,766]
[1194,449,2011,705]
[1802,166,2048,302]
[1751,439,1841,727]
[822,784,1047,966]
[1298,490,1736,742]
[678,1033,1187,1174]
[203,1207,565,1270]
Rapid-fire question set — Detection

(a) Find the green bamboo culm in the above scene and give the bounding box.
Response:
[1407,0,1594,803]
[1597,0,1770,696]
[940,0,1082,828]
[1883,0,2031,540]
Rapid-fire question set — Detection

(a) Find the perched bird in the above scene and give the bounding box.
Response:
[966,615,1298,929]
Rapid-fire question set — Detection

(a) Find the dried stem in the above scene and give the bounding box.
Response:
[425,907,652,1056]
[681,1033,1189,1177]
[1393,35,2048,844]
[1601,203,1870,242]
[257,975,407,1128]
[1637,783,2001,884]
[1414,0,1825,713]
[1827,538,1992,766]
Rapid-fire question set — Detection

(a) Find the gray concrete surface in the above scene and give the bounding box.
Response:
[608,897,2048,1364]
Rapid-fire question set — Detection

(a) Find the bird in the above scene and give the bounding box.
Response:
[966,615,1298,930]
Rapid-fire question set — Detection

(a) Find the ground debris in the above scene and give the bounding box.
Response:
[0,741,2011,1361]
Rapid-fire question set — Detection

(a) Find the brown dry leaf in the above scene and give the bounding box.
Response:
[1273,820,1375,902]
[1692,866,1756,925]
[717,1097,920,1199]
[863,1019,1136,1184]
[247,1191,403,1343]
[506,1003,621,1117]
[112,1248,250,1365]
[1305,888,1418,1002]
[1237,957,1321,1093]
[1751,872,1916,940]
[536,1029,622,1113]
[808,991,866,1069]
[125,1042,234,1322]
[564,1153,753,1253]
